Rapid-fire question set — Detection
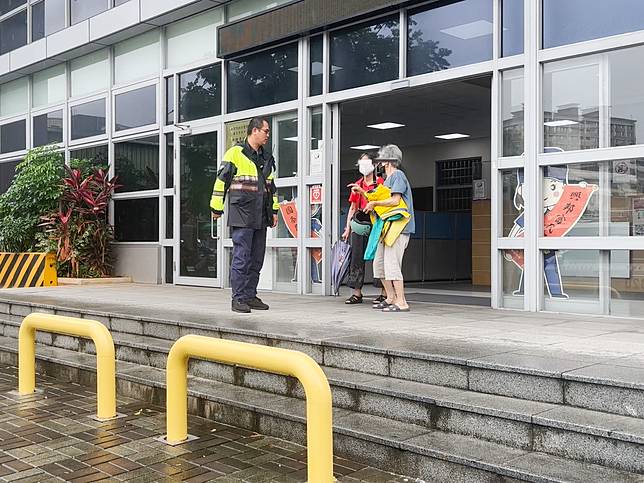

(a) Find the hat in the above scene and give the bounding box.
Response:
[543,165,568,183]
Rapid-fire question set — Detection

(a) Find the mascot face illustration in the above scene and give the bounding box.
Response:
[543,176,565,211]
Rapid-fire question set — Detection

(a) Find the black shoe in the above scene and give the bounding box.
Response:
[232,300,251,313]
[246,296,269,310]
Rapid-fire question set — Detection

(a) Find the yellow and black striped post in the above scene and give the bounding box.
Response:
[0,252,57,288]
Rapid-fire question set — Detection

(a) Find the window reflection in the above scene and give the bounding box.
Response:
[179,64,221,122]
[114,136,160,193]
[115,85,157,131]
[227,43,298,113]
[330,16,399,92]
[71,99,106,140]
[407,0,492,77]
[33,110,63,147]
[543,0,644,49]
[502,0,523,57]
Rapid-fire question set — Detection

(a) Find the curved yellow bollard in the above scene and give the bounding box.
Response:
[19,313,117,420]
[165,335,334,483]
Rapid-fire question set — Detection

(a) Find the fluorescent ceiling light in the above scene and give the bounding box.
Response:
[350,144,380,150]
[440,20,493,40]
[367,122,405,130]
[544,120,579,127]
[434,133,470,140]
[283,137,299,142]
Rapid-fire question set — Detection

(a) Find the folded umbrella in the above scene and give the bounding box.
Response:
[331,239,352,296]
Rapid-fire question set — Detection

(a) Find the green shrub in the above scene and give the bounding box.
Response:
[0,147,64,252]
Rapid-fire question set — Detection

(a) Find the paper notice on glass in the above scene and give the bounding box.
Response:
[310,149,323,175]
[633,198,644,236]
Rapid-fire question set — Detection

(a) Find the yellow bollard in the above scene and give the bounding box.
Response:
[18,313,117,420]
[165,335,335,483]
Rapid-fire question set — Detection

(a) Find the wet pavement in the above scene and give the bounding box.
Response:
[0,365,417,483]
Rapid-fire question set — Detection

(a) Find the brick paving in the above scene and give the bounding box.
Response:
[0,365,417,482]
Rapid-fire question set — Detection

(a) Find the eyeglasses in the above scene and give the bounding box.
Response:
[260,128,270,134]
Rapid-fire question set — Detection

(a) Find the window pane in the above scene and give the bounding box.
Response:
[0,10,26,54]
[309,35,323,96]
[165,196,173,239]
[330,16,399,92]
[165,133,173,188]
[543,60,599,152]
[31,0,65,41]
[502,0,523,56]
[0,159,19,194]
[0,0,25,16]
[114,198,159,242]
[0,120,25,153]
[179,63,221,122]
[502,249,524,308]
[114,30,160,85]
[226,0,292,22]
[610,46,644,147]
[114,136,160,193]
[32,64,66,108]
[543,0,644,49]
[164,246,173,283]
[540,160,644,238]
[308,107,323,176]
[611,250,644,317]
[71,99,106,140]
[69,144,107,166]
[33,110,63,147]
[407,0,492,77]
[502,68,524,156]
[502,169,523,237]
[166,9,221,69]
[275,186,297,239]
[165,76,174,125]
[114,85,157,131]
[70,49,109,98]
[542,249,600,313]
[227,43,298,113]
[31,1,44,41]
[276,114,297,178]
[114,0,132,5]
[0,78,27,117]
[273,248,298,291]
[70,0,108,25]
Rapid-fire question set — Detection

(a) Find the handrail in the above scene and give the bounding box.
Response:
[165,335,334,483]
[18,313,117,420]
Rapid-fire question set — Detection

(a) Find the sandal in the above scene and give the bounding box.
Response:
[345,294,363,304]
[373,300,392,309]
[382,304,410,313]
[372,295,386,305]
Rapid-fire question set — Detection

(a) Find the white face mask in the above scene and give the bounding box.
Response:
[358,158,375,176]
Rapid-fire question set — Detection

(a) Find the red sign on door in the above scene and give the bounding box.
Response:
[310,185,323,205]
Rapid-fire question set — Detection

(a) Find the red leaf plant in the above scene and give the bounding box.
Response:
[40,166,121,278]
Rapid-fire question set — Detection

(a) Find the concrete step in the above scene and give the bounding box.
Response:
[0,341,641,483]
[0,333,642,476]
[2,302,644,420]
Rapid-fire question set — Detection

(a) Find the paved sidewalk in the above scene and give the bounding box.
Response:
[0,365,416,482]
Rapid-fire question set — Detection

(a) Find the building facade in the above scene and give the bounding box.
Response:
[0,0,642,318]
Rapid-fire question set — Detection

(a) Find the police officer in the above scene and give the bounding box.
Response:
[210,118,279,313]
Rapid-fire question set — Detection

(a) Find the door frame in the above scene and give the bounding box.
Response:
[173,122,224,288]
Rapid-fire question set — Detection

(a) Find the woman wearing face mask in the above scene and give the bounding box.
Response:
[342,154,385,304]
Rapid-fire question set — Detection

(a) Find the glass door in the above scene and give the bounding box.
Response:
[174,125,221,287]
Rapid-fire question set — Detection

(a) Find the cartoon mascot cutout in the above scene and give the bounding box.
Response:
[504,148,599,298]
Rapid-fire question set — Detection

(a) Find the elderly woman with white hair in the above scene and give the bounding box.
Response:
[349,144,415,312]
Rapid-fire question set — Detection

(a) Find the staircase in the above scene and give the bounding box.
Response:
[0,298,642,482]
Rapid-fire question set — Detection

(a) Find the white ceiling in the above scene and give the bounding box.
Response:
[339,76,491,164]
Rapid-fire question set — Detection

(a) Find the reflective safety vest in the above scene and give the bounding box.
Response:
[210,142,279,229]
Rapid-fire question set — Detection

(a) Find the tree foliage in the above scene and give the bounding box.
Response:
[0,147,64,252]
